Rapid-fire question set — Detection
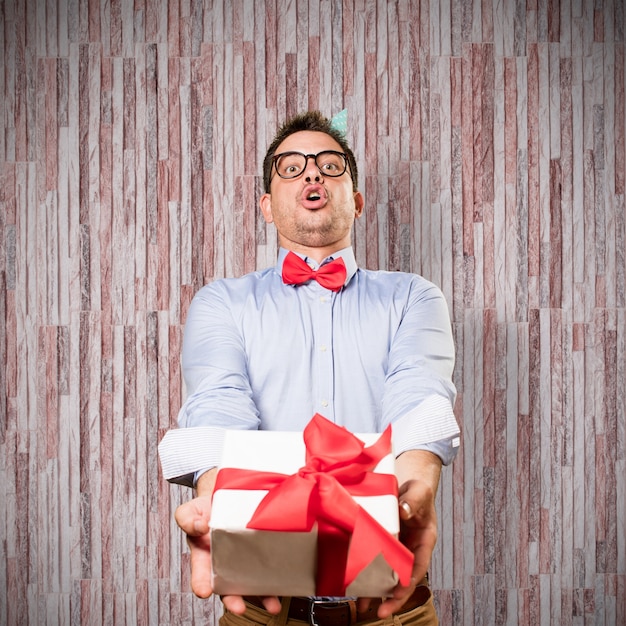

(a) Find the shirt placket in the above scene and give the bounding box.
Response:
[312,285,335,421]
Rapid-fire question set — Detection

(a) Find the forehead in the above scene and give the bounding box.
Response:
[275,130,343,155]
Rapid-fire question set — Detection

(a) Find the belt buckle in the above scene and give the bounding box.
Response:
[308,599,324,626]
[308,599,341,626]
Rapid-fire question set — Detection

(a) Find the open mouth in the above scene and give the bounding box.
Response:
[301,185,326,208]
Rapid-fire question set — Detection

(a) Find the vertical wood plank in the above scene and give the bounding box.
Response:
[1,1,625,624]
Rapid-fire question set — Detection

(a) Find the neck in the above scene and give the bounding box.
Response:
[287,245,345,264]
[279,239,351,264]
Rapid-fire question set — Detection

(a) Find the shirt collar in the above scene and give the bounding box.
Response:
[277,247,358,288]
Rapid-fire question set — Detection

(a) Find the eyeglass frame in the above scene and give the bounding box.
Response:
[269,150,352,183]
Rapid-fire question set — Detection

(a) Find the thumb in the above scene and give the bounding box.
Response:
[399,500,413,521]
[175,496,212,536]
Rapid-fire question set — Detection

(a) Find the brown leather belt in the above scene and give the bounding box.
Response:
[243,578,431,626]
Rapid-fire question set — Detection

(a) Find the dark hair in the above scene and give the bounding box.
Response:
[262,110,359,193]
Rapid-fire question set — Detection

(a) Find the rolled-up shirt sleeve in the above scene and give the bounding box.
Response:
[178,282,260,430]
[165,282,260,485]
[383,281,460,464]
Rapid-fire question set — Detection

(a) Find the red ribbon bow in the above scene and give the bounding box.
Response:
[282,251,347,292]
[213,414,414,596]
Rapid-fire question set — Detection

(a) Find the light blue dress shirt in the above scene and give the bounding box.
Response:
[162,247,460,486]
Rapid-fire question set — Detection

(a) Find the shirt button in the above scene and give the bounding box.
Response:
[320,296,327,303]
[321,400,328,407]
[320,345,327,352]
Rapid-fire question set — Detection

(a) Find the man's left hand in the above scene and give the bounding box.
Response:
[362,450,442,619]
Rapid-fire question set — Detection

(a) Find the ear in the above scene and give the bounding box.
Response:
[260,193,274,223]
[353,191,364,218]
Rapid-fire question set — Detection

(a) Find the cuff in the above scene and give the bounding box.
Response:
[158,426,225,487]
[391,395,461,465]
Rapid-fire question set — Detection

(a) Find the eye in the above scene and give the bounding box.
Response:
[317,152,345,175]
[276,153,305,177]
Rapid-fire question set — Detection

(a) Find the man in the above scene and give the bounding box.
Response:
[160,111,460,625]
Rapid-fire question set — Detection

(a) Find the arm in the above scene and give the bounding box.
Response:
[383,281,458,454]
[371,450,442,618]
[372,280,457,616]
[164,282,260,487]
[178,282,260,432]
[173,283,282,610]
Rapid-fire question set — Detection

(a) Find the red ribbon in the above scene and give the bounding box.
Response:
[213,414,414,596]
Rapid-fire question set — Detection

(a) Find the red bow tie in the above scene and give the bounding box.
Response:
[282,251,347,292]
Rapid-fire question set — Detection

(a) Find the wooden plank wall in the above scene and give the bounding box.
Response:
[1,0,624,624]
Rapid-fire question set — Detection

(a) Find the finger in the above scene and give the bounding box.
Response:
[375,581,416,619]
[410,547,431,586]
[222,595,248,614]
[222,595,282,616]
[404,524,437,581]
[376,597,406,619]
[188,533,214,598]
[260,596,282,614]
[398,497,432,528]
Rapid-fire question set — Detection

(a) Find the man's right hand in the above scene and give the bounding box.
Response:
[174,494,215,598]
[174,469,282,615]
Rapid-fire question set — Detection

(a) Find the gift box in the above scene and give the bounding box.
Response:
[210,414,413,597]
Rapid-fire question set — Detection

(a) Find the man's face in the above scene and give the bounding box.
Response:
[260,131,364,257]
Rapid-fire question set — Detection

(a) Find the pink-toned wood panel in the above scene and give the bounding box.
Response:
[1,0,625,624]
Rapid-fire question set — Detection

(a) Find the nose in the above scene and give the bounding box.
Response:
[305,172,323,183]
[303,155,324,182]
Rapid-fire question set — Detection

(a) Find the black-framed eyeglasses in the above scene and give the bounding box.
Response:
[271,150,350,181]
